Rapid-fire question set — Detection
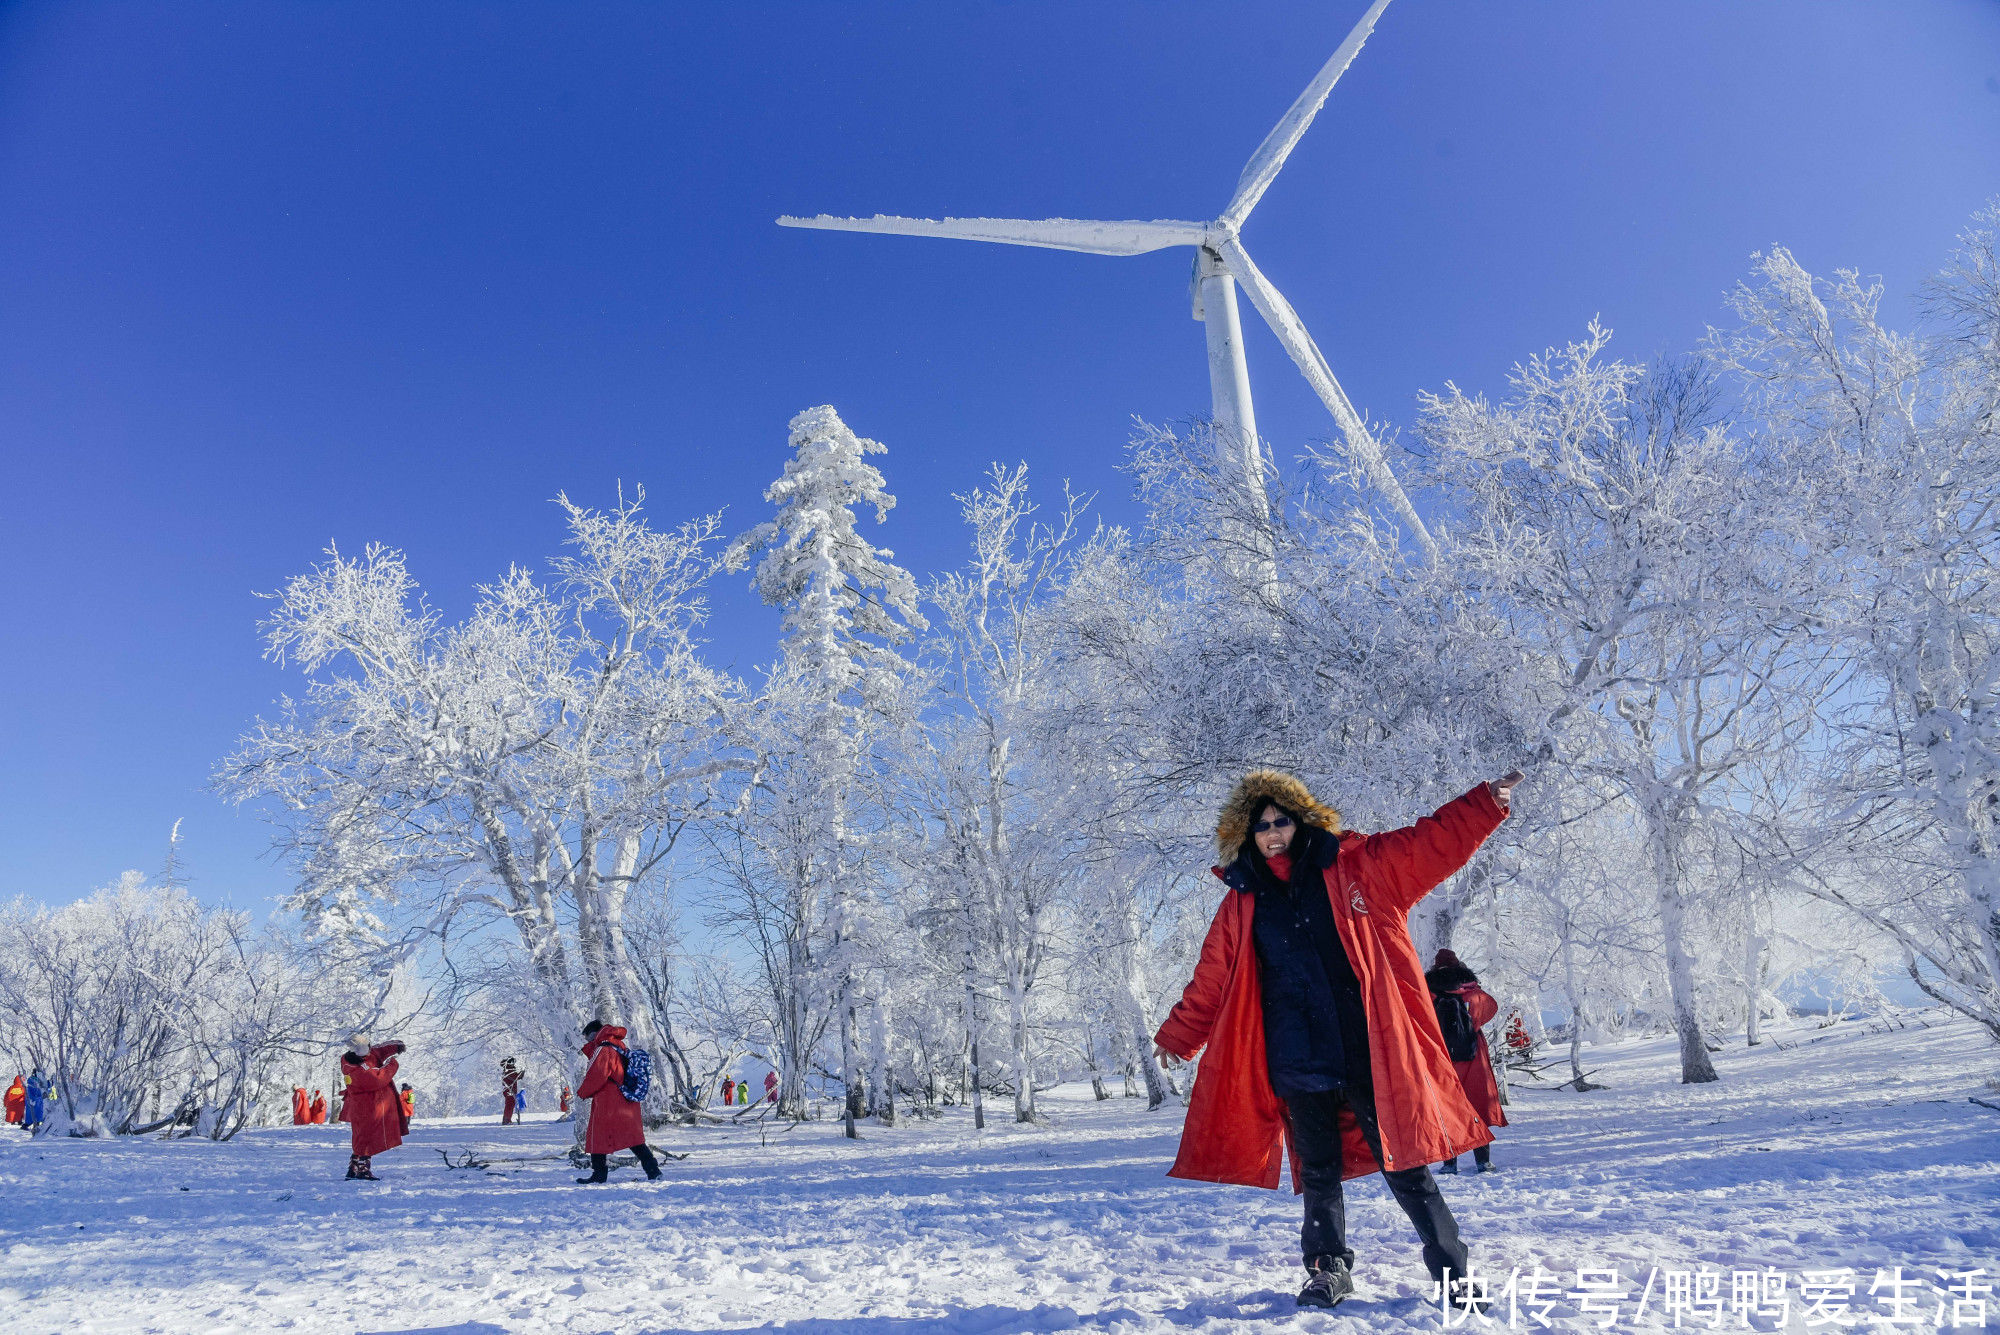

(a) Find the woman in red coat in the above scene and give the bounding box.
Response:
[4,1075,24,1126]
[290,1086,307,1126]
[1153,769,1518,1310]
[308,1090,327,1124]
[339,1037,407,1180]
[574,1021,660,1184]
[1425,949,1508,1174]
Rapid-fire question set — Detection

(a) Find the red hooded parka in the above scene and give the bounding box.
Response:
[1155,780,1508,1188]
[577,1026,645,1155]
[342,1044,406,1159]
[1444,980,1507,1128]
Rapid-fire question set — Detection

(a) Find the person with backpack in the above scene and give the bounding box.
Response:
[1425,949,1507,1174]
[574,1020,661,1184]
[1152,769,1519,1312]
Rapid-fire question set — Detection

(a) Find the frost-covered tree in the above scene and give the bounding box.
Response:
[220,489,740,1112]
[901,464,1090,1123]
[725,405,926,1123]
[1417,341,1824,1083]
[0,875,364,1138]
[1720,210,2000,1039]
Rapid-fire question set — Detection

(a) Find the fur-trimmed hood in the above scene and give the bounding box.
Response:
[1214,770,1343,859]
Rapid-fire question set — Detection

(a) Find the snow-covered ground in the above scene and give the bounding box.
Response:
[2,1011,1994,1334]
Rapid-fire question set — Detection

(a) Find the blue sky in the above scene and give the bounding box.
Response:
[3,2,1998,910]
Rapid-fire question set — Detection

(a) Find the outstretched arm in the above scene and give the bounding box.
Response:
[1357,772,1521,915]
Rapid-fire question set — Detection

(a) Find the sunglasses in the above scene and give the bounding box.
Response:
[1253,815,1295,834]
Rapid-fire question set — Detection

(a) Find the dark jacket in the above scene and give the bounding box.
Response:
[1224,825,1370,1098]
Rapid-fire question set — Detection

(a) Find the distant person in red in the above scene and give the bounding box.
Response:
[559,1084,572,1115]
[340,1035,407,1181]
[308,1090,327,1124]
[501,1058,521,1124]
[400,1084,415,1120]
[1426,950,1508,1175]
[290,1086,308,1126]
[574,1020,660,1184]
[764,1071,778,1104]
[4,1075,24,1126]
[721,1076,735,1107]
[1505,1015,1532,1054]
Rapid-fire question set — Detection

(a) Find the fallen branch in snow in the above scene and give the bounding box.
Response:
[1968,1097,2000,1115]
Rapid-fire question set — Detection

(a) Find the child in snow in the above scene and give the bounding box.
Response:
[501,1058,521,1124]
[737,1082,748,1107]
[764,1070,778,1104]
[1153,769,1519,1312]
[721,1076,735,1106]
[340,1036,407,1180]
[5,1075,23,1126]
[400,1084,415,1120]
[574,1020,661,1184]
[559,1084,572,1115]
[1425,949,1507,1174]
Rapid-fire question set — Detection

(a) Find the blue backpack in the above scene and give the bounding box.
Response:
[618,1046,653,1104]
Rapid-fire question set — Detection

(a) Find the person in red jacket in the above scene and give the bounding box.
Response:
[500,1058,521,1125]
[339,1036,407,1180]
[308,1090,327,1124]
[574,1020,661,1184]
[399,1084,415,1120]
[290,1085,308,1126]
[4,1075,24,1126]
[765,1070,778,1104]
[1425,950,1508,1175]
[559,1083,572,1115]
[1153,768,1519,1311]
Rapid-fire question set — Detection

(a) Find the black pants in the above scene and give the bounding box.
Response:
[1445,1143,1491,1171]
[1286,1086,1469,1283]
[585,1144,661,1181]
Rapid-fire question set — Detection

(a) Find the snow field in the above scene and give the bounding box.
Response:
[0,1011,1993,1334]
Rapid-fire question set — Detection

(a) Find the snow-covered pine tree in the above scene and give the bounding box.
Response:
[728,406,926,1125]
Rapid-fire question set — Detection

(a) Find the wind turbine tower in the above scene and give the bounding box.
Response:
[780,0,1436,561]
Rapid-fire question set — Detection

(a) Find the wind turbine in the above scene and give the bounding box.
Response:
[778,0,1436,562]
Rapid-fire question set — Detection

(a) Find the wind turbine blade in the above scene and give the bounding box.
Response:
[1216,236,1437,560]
[776,214,1208,257]
[1220,0,1395,231]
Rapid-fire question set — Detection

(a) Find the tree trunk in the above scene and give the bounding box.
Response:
[869,993,893,1126]
[1648,811,1718,1083]
[965,980,986,1132]
[1008,976,1036,1123]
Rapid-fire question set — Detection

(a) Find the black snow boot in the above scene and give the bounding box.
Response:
[1438,1159,1460,1175]
[632,1143,663,1181]
[346,1154,377,1181]
[575,1152,609,1184]
[1297,1257,1354,1309]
